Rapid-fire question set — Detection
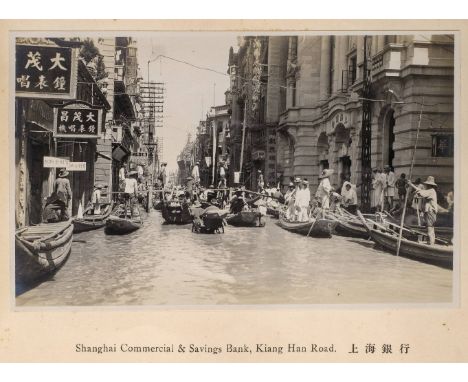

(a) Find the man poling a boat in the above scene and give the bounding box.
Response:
[316,169,333,213]
[407,176,438,246]
[123,170,139,217]
[91,183,103,215]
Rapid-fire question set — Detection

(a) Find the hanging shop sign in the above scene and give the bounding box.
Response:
[16,44,78,99]
[43,156,87,171]
[53,104,103,139]
[43,156,69,168]
[66,162,86,171]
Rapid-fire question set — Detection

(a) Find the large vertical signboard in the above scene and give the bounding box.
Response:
[15,44,78,99]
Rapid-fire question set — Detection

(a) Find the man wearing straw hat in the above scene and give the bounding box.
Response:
[53,168,72,221]
[316,169,334,210]
[407,176,438,245]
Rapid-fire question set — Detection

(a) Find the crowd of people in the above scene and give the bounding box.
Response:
[40,156,453,248]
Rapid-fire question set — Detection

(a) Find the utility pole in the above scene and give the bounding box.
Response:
[239,99,247,184]
[360,35,373,212]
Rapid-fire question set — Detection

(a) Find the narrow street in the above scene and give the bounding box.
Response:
[16,213,452,306]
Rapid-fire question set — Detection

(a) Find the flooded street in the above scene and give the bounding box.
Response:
[16,212,452,307]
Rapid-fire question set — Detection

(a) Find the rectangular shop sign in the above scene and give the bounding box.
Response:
[16,44,78,99]
[43,156,69,168]
[66,162,86,171]
[53,105,103,139]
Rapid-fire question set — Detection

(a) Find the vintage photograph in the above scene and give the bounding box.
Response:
[13,32,455,307]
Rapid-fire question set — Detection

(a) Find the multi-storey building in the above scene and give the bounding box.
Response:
[273,35,454,207]
[15,38,111,227]
[227,36,288,190]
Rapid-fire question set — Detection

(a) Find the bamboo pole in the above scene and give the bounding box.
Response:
[396,99,424,256]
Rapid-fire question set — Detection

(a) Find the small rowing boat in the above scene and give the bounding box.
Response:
[162,200,193,224]
[15,220,74,284]
[73,203,113,233]
[105,205,143,235]
[226,210,264,227]
[357,211,453,268]
[326,210,370,239]
[277,216,337,238]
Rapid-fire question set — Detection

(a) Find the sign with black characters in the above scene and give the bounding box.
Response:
[53,105,103,139]
[16,44,78,99]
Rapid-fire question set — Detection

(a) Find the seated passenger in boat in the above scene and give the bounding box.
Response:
[341,182,358,215]
[230,189,246,214]
[329,190,343,214]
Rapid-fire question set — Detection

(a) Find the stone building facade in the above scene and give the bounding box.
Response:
[276,34,454,201]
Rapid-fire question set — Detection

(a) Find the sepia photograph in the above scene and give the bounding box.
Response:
[13,31,456,307]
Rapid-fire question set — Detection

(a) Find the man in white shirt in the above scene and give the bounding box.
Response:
[341,181,358,214]
[91,184,102,215]
[295,180,311,222]
[316,169,334,209]
[384,165,396,211]
[124,171,139,216]
[408,176,438,245]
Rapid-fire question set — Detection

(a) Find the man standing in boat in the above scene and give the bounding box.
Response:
[384,165,396,211]
[295,180,311,222]
[257,169,265,192]
[316,169,333,211]
[407,176,438,245]
[159,162,167,188]
[284,182,295,220]
[124,170,139,216]
[91,184,103,215]
[53,168,72,221]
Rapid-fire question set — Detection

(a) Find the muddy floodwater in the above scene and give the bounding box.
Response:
[16,212,452,306]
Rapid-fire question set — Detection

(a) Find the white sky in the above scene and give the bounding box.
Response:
[137,33,239,173]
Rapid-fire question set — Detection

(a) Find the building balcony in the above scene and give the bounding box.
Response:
[371,43,405,79]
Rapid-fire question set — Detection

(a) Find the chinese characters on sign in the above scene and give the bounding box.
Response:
[54,107,102,138]
[16,44,77,99]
